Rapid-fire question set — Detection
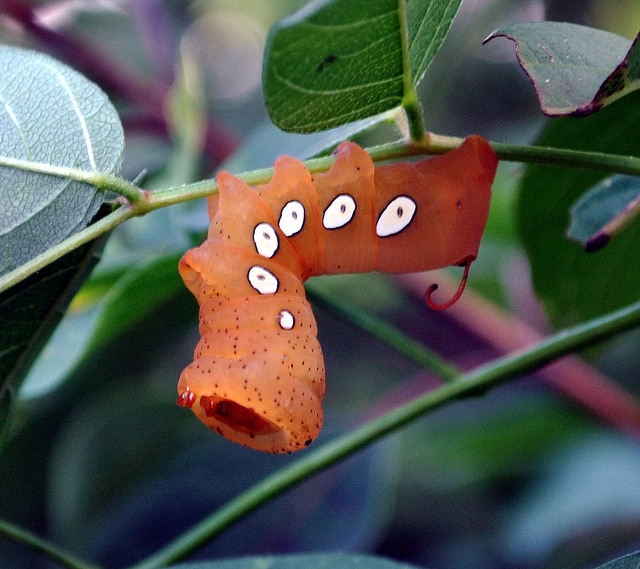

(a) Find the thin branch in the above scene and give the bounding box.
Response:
[5,136,640,295]
[305,280,459,381]
[367,134,640,177]
[401,272,640,437]
[128,295,640,569]
[0,518,101,569]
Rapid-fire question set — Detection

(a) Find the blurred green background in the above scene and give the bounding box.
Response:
[2,1,640,568]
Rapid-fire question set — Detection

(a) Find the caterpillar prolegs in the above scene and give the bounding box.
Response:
[178,136,498,453]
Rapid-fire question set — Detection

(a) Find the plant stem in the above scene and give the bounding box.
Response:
[398,0,426,143]
[128,295,640,569]
[5,136,640,294]
[0,156,145,203]
[0,519,101,569]
[368,135,640,177]
[403,98,427,144]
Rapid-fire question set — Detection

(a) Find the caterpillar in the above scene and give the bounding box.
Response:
[177,136,498,453]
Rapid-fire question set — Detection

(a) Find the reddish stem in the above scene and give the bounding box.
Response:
[425,259,472,311]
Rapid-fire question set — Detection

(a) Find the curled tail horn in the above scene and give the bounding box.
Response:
[425,258,473,311]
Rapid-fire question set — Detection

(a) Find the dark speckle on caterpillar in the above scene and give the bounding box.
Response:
[177,136,498,453]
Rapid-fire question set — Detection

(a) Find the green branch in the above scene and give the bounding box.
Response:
[369,134,640,177]
[0,518,100,569]
[305,280,459,381]
[4,136,640,295]
[0,205,133,293]
[128,295,640,569]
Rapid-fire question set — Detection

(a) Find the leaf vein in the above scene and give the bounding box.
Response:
[43,62,97,170]
[0,96,28,159]
[272,72,401,96]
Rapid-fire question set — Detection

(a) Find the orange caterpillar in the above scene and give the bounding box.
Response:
[178,136,498,453]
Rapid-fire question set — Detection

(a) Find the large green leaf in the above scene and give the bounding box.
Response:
[0,46,124,275]
[486,22,638,116]
[0,233,106,399]
[0,46,123,433]
[593,550,640,569]
[262,0,461,132]
[169,553,422,569]
[517,91,640,327]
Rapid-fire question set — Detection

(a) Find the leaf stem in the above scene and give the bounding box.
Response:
[398,0,426,143]
[128,295,640,569]
[0,155,145,204]
[0,518,101,569]
[402,98,427,144]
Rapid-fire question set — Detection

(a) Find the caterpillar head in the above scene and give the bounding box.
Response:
[177,291,325,454]
[177,344,324,453]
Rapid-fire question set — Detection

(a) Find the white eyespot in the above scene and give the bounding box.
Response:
[279,200,305,237]
[248,266,279,294]
[323,194,356,229]
[278,310,295,330]
[253,222,279,258]
[376,195,417,237]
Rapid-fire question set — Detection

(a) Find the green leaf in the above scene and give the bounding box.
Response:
[0,45,124,276]
[262,0,461,133]
[85,255,184,355]
[517,90,640,327]
[0,233,106,400]
[588,31,640,114]
[406,0,462,85]
[567,175,640,251]
[593,550,640,569]
[0,387,12,445]
[486,22,636,116]
[19,254,184,399]
[169,553,422,569]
